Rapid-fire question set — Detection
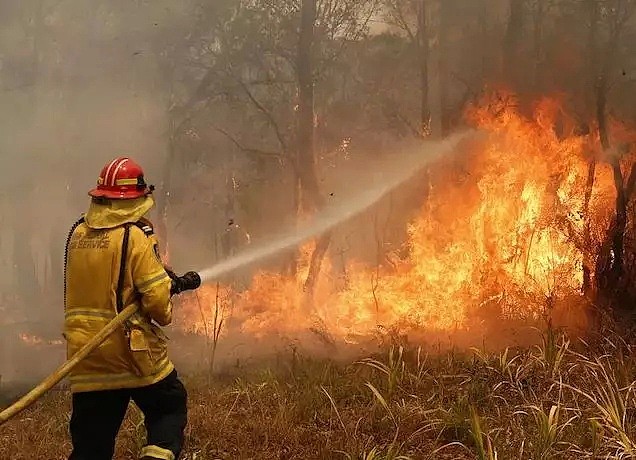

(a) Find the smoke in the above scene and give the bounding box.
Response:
[0,1,195,384]
[197,131,475,283]
[1,0,628,387]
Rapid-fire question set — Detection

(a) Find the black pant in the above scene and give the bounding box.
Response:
[69,370,187,460]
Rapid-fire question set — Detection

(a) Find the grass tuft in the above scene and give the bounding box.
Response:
[4,326,636,459]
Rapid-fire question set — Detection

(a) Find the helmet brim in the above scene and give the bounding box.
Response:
[88,188,109,198]
[88,187,150,200]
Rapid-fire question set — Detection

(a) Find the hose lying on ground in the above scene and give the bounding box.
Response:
[0,304,138,426]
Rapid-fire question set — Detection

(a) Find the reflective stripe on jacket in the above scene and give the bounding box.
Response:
[64,218,174,393]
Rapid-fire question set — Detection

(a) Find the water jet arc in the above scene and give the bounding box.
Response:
[198,130,473,283]
[0,130,472,426]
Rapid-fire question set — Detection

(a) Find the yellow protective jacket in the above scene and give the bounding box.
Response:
[64,199,174,393]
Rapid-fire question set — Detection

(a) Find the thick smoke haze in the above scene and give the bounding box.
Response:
[0,1,198,383]
[1,0,635,385]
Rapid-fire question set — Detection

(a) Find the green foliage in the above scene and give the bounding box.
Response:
[358,346,406,398]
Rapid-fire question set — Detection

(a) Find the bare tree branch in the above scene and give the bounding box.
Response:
[315,1,379,78]
[235,78,290,152]
[213,127,287,162]
[383,0,417,42]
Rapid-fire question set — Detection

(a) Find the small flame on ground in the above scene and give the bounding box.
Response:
[18,333,63,346]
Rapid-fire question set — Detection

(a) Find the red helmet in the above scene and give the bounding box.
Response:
[89,157,153,200]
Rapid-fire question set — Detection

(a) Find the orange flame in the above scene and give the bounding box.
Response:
[176,93,630,342]
[18,333,63,346]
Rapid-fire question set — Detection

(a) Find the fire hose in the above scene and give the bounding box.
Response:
[0,271,201,426]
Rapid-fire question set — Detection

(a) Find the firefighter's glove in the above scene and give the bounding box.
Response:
[170,271,202,296]
[165,267,178,282]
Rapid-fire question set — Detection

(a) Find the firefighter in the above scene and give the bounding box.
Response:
[64,157,201,460]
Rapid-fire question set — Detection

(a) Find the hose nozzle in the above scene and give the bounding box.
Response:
[169,270,201,296]
[181,271,202,291]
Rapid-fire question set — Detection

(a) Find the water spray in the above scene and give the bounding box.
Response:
[198,130,474,283]
[0,130,473,426]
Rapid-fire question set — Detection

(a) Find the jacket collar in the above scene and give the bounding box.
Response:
[85,196,155,229]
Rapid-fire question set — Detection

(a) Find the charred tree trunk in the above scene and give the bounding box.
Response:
[297,0,331,297]
[586,0,600,115]
[426,0,443,138]
[504,0,525,88]
[479,7,487,82]
[438,1,450,135]
[582,155,597,294]
[582,0,600,295]
[304,232,331,294]
[417,0,430,136]
[297,0,320,211]
[597,74,627,279]
[531,0,546,90]
[595,4,633,290]
[285,173,301,278]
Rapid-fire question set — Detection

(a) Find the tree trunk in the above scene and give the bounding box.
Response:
[478,2,490,84]
[504,0,525,88]
[582,0,600,295]
[297,0,321,212]
[438,0,450,135]
[595,163,636,291]
[285,173,301,278]
[155,127,176,261]
[221,153,238,259]
[155,54,180,261]
[297,0,331,297]
[304,233,331,292]
[598,73,627,280]
[586,0,600,115]
[595,5,630,286]
[417,0,430,136]
[582,155,597,294]
[426,0,443,138]
[532,0,545,90]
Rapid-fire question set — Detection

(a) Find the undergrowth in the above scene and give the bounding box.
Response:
[2,325,636,459]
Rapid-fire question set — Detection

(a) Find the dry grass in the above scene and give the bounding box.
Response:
[2,325,636,459]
